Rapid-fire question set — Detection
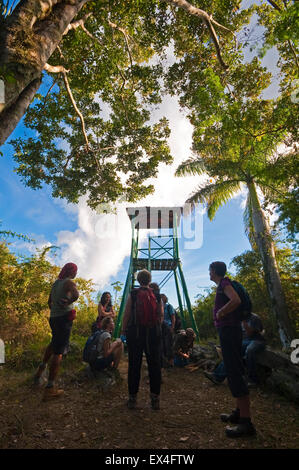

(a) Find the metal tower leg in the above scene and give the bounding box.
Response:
[174,269,186,329]
[177,262,199,338]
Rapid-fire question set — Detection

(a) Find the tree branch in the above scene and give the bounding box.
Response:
[210,15,237,49]
[63,12,92,35]
[108,20,134,68]
[62,70,89,149]
[266,0,282,11]
[164,0,230,69]
[265,0,299,68]
[44,63,69,74]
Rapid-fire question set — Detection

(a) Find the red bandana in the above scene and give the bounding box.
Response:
[58,263,78,280]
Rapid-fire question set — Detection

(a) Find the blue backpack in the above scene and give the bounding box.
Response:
[83,330,104,364]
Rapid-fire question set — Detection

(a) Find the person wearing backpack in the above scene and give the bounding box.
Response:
[121,269,164,410]
[33,262,79,401]
[85,316,123,372]
[209,261,256,438]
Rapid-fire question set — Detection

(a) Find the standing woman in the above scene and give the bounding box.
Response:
[96,292,116,329]
[34,263,79,401]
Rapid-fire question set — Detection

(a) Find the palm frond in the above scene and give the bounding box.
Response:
[175,157,206,177]
[186,179,242,220]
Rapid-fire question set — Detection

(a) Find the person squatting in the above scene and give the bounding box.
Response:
[34,262,259,438]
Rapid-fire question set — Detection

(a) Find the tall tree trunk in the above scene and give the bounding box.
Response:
[0,0,89,146]
[247,181,294,349]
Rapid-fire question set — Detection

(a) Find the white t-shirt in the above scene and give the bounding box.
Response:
[96,331,111,359]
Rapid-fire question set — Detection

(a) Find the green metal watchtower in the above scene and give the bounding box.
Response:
[114,207,199,338]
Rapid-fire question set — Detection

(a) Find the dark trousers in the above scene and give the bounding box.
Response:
[162,322,174,362]
[218,325,249,398]
[126,325,162,396]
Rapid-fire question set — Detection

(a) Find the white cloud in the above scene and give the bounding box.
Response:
[52,95,208,286]
[55,200,131,288]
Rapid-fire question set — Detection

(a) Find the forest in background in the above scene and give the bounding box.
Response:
[0,0,298,358]
[0,230,297,370]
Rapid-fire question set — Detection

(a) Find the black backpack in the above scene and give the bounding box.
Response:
[82,330,104,364]
[230,280,252,321]
[218,279,252,321]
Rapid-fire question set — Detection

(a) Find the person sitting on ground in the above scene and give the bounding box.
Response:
[161,294,176,368]
[34,262,79,401]
[92,316,123,372]
[96,292,116,330]
[173,328,196,367]
[204,312,266,387]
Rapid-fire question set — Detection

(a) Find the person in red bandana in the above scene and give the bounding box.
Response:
[34,263,79,401]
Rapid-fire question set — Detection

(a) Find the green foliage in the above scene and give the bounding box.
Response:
[231,247,299,344]
[0,239,97,369]
[193,247,299,345]
[9,0,175,208]
[192,289,217,340]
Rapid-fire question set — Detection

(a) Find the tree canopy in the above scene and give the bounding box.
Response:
[2,0,289,207]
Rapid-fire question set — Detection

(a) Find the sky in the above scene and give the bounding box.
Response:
[0,1,280,308]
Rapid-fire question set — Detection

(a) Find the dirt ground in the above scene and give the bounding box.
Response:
[0,354,299,450]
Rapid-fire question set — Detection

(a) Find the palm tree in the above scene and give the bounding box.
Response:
[175,152,295,349]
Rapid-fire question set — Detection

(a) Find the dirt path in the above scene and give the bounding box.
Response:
[0,356,299,449]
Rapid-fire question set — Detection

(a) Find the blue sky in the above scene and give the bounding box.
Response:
[0,1,279,308]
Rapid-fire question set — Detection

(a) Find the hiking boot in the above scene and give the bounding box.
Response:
[204,371,223,385]
[33,364,48,386]
[33,374,47,387]
[225,421,256,438]
[150,393,160,410]
[247,381,258,389]
[42,387,64,402]
[220,408,240,424]
[127,395,137,410]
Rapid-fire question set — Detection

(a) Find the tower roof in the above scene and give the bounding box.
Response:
[126,206,182,229]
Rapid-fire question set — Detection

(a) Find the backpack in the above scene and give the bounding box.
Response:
[130,287,159,327]
[82,330,104,364]
[231,280,252,321]
[218,279,252,321]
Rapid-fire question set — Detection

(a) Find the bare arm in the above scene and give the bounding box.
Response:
[103,337,122,357]
[110,306,116,318]
[216,285,241,320]
[98,303,104,316]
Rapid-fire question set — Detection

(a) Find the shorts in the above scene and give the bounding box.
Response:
[93,353,114,371]
[49,314,73,355]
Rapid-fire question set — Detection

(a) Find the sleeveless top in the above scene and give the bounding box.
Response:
[50,278,74,318]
